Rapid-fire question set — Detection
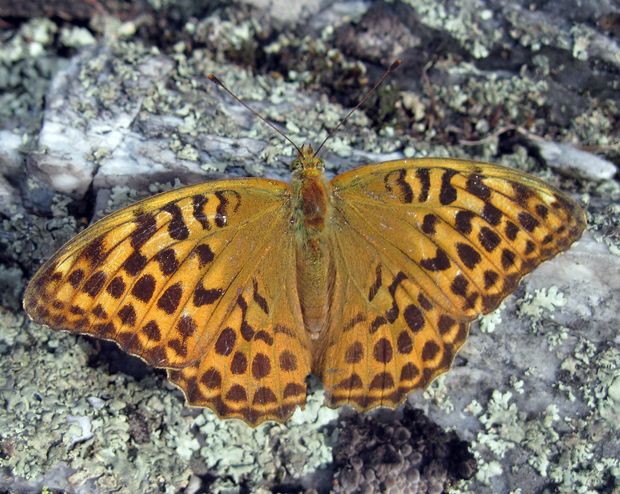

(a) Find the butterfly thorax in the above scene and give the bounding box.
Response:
[291,144,334,339]
[291,144,329,239]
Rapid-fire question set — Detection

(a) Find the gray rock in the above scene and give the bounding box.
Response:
[537,140,617,180]
[0,174,18,209]
[1,1,618,494]
[0,129,23,176]
[29,46,177,197]
[419,233,620,493]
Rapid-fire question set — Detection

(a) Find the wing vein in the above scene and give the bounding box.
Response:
[333,199,469,316]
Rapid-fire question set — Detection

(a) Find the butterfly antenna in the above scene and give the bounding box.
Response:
[314,59,401,157]
[208,74,303,155]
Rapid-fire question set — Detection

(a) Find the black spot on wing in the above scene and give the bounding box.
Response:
[466,174,491,200]
[439,169,458,205]
[252,279,269,315]
[455,211,475,234]
[368,264,382,302]
[162,202,190,240]
[416,168,430,202]
[384,169,414,203]
[131,213,157,249]
[420,248,451,271]
[192,194,210,230]
[482,203,502,226]
[422,214,438,235]
[456,242,482,269]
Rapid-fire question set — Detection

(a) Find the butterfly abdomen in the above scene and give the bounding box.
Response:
[290,149,335,339]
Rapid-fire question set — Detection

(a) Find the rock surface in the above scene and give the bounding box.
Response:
[0,1,618,493]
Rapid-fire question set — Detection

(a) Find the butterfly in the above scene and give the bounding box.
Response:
[23,141,585,425]
[23,60,586,425]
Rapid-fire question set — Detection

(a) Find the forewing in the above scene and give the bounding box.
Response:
[24,178,311,425]
[316,158,585,410]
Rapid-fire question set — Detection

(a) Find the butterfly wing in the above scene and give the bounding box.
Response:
[24,179,311,425]
[316,158,586,410]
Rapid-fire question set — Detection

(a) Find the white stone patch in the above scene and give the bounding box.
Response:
[0,129,24,175]
[30,49,177,197]
[537,140,616,181]
[66,415,94,447]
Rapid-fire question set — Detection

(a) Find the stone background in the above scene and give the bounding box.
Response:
[0,1,618,493]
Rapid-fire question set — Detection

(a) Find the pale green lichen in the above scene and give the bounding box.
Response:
[464,398,484,418]
[442,65,551,122]
[0,18,57,63]
[479,302,505,333]
[59,26,97,49]
[0,187,197,492]
[465,326,620,493]
[544,323,569,349]
[509,377,525,395]
[401,0,502,59]
[585,199,620,257]
[423,375,454,413]
[517,286,567,320]
[573,105,616,147]
[477,390,523,458]
[193,385,336,492]
[394,1,619,154]
[0,18,62,130]
[1,311,190,491]
[581,347,620,431]
[475,459,503,485]
[107,185,141,209]
[177,143,200,162]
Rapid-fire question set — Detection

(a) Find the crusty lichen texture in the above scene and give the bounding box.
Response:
[2,1,619,493]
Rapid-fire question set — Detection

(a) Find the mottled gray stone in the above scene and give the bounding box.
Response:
[537,140,617,180]
[1,1,618,494]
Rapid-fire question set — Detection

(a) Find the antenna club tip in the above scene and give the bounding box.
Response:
[390,60,402,70]
[208,74,221,84]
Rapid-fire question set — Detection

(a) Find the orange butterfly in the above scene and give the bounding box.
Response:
[23,64,586,426]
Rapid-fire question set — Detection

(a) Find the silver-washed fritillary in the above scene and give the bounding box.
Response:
[23,69,586,426]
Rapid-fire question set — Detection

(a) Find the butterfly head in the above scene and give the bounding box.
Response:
[291,144,325,176]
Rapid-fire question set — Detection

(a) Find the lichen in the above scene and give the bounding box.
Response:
[0,311,196,492]
[478,302,505,334]
[465,329,620,492]
[424,375,454,413]
[517,286,567,320]
[193,383,336,491]
[59,26,97,49]
[401,0,501,59]
[0,18,62,130]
